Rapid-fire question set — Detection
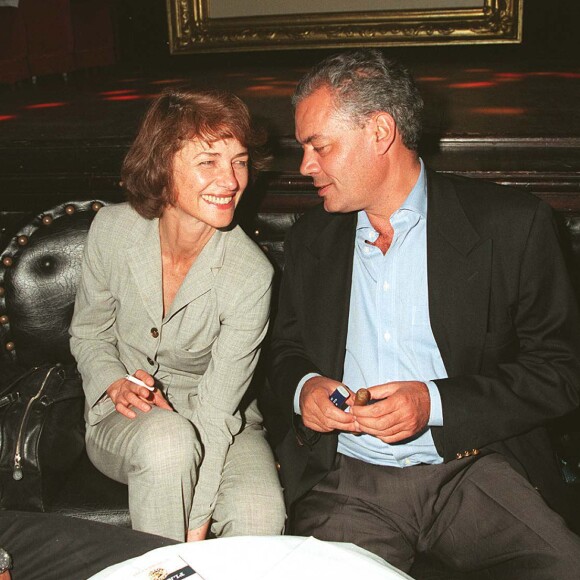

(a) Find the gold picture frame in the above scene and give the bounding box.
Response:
[167,0,523,54]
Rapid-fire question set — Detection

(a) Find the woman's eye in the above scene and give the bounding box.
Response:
[234,160,249,168]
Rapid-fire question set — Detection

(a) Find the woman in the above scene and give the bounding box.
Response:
[70,87,285,542]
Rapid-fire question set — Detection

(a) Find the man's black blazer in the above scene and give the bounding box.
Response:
[270,168,580,521]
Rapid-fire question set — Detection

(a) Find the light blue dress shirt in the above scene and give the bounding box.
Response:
[295,160,446,467]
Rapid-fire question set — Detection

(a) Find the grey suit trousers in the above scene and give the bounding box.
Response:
[294,453,580,580]
[86,406,285,542]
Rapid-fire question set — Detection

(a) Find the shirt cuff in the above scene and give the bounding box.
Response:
[293,372,321,415]
[426,380,443,427]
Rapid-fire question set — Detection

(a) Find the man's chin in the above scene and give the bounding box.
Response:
[323,198,350,214]
[322,199,337,213]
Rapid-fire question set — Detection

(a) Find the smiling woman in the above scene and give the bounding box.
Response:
[170,138,249,231]
[121,88,269,220]
[69,86,285,543]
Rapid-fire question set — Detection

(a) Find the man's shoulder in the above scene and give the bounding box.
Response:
[429,170,545,234]
[289,203,354,242]
[432,170,540,213]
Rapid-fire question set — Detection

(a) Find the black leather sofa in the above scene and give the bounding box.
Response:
[0,196,578,544]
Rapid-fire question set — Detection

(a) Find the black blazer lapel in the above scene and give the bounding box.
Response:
[426,170,492,377]
[302,212,357,381]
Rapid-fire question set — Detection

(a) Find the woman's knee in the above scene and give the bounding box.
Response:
[212,429,286,536]
[214,486,286,537]
[132,409,201,475]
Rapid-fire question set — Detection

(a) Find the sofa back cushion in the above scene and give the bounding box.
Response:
[0,201,106,366]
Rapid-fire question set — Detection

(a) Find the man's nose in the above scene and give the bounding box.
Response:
[299,151,319,176]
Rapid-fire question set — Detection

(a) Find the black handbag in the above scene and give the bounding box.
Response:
[0,363,85,511]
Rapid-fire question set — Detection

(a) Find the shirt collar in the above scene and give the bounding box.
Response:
[356,158,426,231]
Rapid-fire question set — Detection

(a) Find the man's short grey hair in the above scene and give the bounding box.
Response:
[293,49,424,151]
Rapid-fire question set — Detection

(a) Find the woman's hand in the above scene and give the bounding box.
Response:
[106,371,173,419]
[187,520,210,542]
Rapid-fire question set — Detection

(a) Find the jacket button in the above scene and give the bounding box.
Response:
[456,452,463,460]
[151,327,159,338]
[472,449,480,456]
[147,356,154,365]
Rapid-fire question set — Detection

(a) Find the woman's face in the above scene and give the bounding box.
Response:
[170,137,249,230]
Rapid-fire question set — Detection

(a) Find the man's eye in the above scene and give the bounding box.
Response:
[314,145,328,153]
[234,160,249,168]
[199,160,215,166]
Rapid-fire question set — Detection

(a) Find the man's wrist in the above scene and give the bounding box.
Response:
[294,372,321,414]
[425,380,443,426]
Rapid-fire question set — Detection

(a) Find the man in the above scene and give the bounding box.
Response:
[270,49,580,578]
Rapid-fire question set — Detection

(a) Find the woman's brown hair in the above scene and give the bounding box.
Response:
[121,86,269,219]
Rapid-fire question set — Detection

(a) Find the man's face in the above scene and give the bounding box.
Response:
[295,86,382,214]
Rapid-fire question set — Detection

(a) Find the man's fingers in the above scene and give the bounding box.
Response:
[300,377,358,433]
[303,416,358,433]
[303,399,355,432]
[377,430,417,444]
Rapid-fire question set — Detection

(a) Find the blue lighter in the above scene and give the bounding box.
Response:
[329,385,350,410]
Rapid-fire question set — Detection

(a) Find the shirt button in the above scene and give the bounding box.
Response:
[383,281,390,291]
[150,327,159,338]
[383,331,391,342]
[363,246,371,254]
[147,357,154,366]
[404,459,411,466]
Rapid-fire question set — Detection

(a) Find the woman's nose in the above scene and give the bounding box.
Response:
[218,166,239,190]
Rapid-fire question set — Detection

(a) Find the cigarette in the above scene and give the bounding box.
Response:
[125,374,154,391]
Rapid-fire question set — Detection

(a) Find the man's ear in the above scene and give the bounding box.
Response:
[373,112,396,154]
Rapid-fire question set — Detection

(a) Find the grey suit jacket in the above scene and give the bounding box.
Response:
[70,203,274,528]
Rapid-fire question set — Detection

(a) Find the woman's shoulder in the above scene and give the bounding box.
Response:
[91,203,149,241]
[222,225,274,279]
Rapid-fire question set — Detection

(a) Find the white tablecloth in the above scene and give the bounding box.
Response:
[89,535,414,580]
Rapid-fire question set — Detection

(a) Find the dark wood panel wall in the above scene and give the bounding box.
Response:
[1,0,579,247]
[1,137,579,247]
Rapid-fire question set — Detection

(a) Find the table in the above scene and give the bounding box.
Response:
[89,535,414,580]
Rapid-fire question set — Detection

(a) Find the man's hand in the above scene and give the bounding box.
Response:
[106,370,173,419]
[350,381,430,443]
[300,376,358,433]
